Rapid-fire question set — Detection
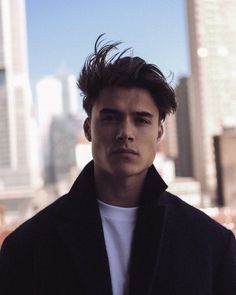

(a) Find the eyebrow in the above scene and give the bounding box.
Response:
[99,108,153,118]
[99,108,120,115]
[134,111,153,118]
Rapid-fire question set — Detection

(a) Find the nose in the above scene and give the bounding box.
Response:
[115,119,135,142]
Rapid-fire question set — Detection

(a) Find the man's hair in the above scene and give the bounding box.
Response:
[78,35,177,121]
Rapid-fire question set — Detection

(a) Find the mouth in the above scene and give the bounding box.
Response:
[112,148,139,155]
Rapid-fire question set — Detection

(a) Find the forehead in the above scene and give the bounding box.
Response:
[92,87,159,115]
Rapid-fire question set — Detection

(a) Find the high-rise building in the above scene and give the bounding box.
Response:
[214,129,236,208]
[58,74,79,116]
[0,0,41,192]
[36,74,79,131]
[36,76,63,132]
[36,75,64,182]
[48,115,82,183]
[175,77,193,177]
[36,74,80,183]
[186,0,236,199]
[161,114,178,160]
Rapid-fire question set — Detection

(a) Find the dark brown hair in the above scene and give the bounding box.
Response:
[77,35,177,121]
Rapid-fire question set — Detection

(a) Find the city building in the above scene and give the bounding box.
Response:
[186,0,236,201]
[36,75,64,181]
[0,0,41,194]
[36,74,81,183]
[58,74,79,116]
[48,115,82,184]
[214,129,236,208]
[36,75,64,134]
[161,114,178,159]
[175,76,193,177]
[75,139,92,173]
[168,177,202,208]
[155,110,178,189]
[36,74,79,131]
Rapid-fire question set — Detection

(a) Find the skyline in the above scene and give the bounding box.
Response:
[1,0,236,238]
[186,0,236,196]
[0,0,42,191]
[26,0,189,92]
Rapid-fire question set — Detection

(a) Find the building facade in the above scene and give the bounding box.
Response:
[48,115,82,184]
[36,74,80,183]
[175,77,194,178]
[214,130,236,207]
[0,0,41,192]
[186,0,236,199]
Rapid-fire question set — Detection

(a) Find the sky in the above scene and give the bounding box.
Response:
[26,0,190,91]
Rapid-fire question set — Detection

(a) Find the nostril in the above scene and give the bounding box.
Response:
[127,136,134,141]
[115,134,124,141]
[115,133,134,141]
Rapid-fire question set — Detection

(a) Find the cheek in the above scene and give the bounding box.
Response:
[139,130,159,144]
[148,142,159,154]
[142,136,159,155]
[91,128,112,148]
[93,126,114,142]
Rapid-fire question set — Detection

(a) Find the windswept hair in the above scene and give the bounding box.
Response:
[78,35,177,121]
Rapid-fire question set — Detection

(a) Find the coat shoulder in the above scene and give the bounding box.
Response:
[161,191,235,241]
[3,194,68,244]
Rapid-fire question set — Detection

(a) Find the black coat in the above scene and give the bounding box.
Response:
[0,161,236,295]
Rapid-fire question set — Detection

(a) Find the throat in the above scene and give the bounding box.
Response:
[94,171,146,207]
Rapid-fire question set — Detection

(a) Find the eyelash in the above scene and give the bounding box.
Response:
[135,117,150,124]
[101,116,150,125]
[101,116,118,122]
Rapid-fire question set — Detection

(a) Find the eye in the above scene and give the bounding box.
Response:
[135,117,151,125]
[101,115,119,123]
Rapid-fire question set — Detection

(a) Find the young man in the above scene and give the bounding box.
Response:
[0,36,235,295]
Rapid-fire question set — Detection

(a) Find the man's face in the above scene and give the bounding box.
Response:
[84,87,163,179]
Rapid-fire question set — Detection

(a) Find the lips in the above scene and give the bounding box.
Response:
[112,148,139,155]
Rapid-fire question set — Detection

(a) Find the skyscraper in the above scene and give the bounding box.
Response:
[214,130,236,208]
[48,115,82,183]
[0,0,41,191]
[58,74,79,116]
[175,77,193,178]
[36,76,64,132]
[36,74,80,183]
[186,0,236,199]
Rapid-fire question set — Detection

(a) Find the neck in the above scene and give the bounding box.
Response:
[94,169,147,208]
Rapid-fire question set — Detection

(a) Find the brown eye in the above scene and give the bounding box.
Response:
[135,117,150,124]
[101,115,119,123]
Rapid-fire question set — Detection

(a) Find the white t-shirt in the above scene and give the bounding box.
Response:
[98,200,138,295]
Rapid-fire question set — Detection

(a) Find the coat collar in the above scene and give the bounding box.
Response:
[56,161,113,295]
[57,160,168,220]
[128,163,168,295]
[56,161,170,295]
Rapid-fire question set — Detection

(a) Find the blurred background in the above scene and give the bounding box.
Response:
[0,0,236,245]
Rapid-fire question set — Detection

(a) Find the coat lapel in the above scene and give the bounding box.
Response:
[145,203,176,295]
[55,162,112,295]
[129,205,167,295]
[55,162,174,295]
[129,166,174,295]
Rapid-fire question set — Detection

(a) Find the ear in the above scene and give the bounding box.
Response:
[83,118,92,142]
[157,123,164,143]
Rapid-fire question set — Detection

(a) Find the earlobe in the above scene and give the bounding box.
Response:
[83,118,92,142]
